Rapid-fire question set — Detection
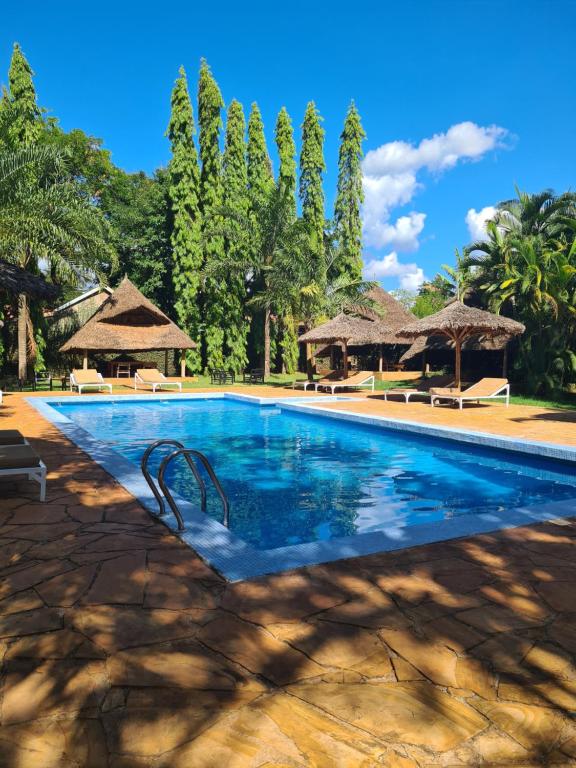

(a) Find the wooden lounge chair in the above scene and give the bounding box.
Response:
[430,378,510,409]
[318,370,375,394]
[0,442,47,501]
[70,369,112,394]
[134,368,183,393]
[383,375,455,403]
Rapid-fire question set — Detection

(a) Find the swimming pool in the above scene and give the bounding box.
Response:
[32,393,576,580]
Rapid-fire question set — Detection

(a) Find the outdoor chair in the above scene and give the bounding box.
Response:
[0,437,47,501]
[430,378,510,409]
[210,369,235,385]
[34,370,53,391]
[243,368,265,384]
[383,375,456,403]
[317,370,375,394]
[134,368,183,393]
[70,369,113,394]
[0,429,25,445]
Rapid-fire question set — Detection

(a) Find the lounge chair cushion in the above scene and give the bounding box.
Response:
[429,387,461,396]
[0,430,25,445]
[136,368,164,382]
[72,369,102,385]
[0,444,41,469]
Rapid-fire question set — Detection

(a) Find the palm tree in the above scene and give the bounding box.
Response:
[0,144,116,379]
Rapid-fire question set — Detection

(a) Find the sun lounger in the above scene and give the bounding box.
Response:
[0,429,26,445]
[0,442,47,501]
[70,369,113,394]
[430,378,510,409]
[317,370,375,394]
[134,368,182,393]
[383,375,455,403]
[292,371,345,391]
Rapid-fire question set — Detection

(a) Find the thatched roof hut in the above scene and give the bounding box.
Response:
[0,259,59,300]
[396,300,525,386]
[60,277,196,374]
[298,287,415,376]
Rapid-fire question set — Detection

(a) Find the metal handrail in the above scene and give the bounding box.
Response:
[141,439,207,518]
[158,448,230,530]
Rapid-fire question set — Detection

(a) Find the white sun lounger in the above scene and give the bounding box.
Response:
[70,369,113,394]
[134,368,182,393]
[0,435,47,501]
[430,378,510,409]
[318,371,375,394]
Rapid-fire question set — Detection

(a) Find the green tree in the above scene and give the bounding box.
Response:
[333,101,365,282]
[198,59,226,372]
[101,168,173,312]
[247,103,273,202]
[205,186,310,377]
[166,66,203,372]
[462,188,576,393]
[2,44,45,379]
[300,101,326,286]
[275,107,298,371]
[3,43,43,148]
[0,146,116,378]
[221,99,249,373]
[247,103,274,366]
[275,107,297,216]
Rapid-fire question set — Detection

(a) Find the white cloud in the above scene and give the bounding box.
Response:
[361,121,508,256]
[363,122,508,176]
[363,251,426,291]
[466,205,497,241]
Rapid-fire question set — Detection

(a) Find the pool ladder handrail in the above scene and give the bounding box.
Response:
[141,439,229,531]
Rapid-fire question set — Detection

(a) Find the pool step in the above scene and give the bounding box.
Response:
[141,439,229,530]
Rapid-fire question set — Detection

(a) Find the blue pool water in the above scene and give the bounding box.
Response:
[53,398,576,550]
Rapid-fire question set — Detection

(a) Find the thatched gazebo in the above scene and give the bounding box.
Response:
[299,313,394,379]
[397,301,525,387]
[59,277,196,376]
[299,286,415,376]
[0,259,59,300]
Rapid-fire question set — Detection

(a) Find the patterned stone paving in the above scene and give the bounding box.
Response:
[1,389,576,766]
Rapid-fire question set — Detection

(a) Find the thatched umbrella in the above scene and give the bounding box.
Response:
[396,301,525,388]
[299,313,392,378]
[0,259,59,300]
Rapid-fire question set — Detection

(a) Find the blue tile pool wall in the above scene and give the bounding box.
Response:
[29,393,576,581]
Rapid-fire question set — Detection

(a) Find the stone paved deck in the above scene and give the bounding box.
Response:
[1,388,576,766]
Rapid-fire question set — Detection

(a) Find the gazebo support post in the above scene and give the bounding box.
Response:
[164,350,169,377]
[82,350,88,370]
[502,343,508,378]
[421,349,427,377]
[342,339,349,379]
[180,350,186,378]
[378,344,384,373]
[453,332,464,389]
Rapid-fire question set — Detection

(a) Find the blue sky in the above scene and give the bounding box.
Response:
[2,1,575,290]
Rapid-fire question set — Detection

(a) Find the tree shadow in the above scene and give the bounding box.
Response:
[1,398,576,765]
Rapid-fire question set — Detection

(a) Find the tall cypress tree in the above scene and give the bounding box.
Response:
[275,107,297,215]
[198,59,226,371]
[6,43,43,147]
[247,103,274,369]
[166,66,203,373]
[3,44,44,381]
[300,101,326,286]
[222,99,249,373]
[275,107,298,372]
[333,101,366,281]
[247,103,273,202]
